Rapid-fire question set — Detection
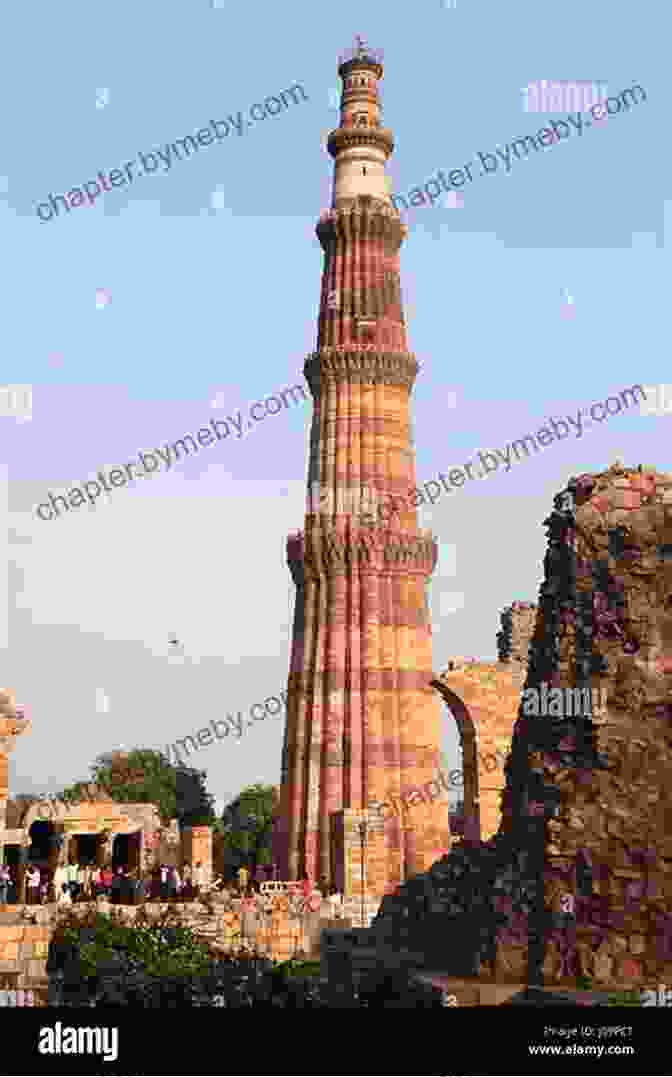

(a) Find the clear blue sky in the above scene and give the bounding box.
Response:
[2,0,668,812]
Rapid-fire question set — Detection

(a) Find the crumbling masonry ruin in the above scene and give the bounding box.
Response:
[372,462,672,989]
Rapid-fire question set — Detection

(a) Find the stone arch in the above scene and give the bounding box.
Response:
[431,660,527,842]
[430,680,480,843]
[27,818,61,873]
[21,798,69,831]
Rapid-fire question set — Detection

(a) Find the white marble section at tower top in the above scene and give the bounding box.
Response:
[331,44,393,207]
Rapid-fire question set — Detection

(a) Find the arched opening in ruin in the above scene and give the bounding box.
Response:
[73,834,101,867]
[112,831,141,873]
[27,821,60,875]
[431,681,480,844]
[1,844,20,901]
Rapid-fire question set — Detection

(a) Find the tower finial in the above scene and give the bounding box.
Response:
[355,34,368,57]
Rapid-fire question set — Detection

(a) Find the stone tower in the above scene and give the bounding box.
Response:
[275,39,449,905]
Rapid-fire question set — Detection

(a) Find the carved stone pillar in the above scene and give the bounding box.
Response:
[100,832,115,868]
[0,694,30,871]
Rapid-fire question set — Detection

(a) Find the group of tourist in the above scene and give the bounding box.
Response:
[0,861,346,913]
[0,860,209,906]
[231,874,344,918]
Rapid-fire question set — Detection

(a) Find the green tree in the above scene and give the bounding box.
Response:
[218,784,278,877]
[55,749,216,827]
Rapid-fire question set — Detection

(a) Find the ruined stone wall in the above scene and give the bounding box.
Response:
[374,463,672,989]
[513,463,672,985]
[488,463,672,986]
[496,602,537,665]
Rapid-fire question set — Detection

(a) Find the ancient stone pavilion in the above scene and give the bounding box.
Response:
[274,38,449,914]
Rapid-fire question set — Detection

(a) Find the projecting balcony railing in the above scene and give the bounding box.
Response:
[338,46,384,66]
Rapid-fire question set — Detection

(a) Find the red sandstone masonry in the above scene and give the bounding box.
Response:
[276,46,448,891]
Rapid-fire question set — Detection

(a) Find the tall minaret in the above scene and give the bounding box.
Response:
[275,39,449,907]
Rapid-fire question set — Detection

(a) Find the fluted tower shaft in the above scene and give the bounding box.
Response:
[275,42,448,895]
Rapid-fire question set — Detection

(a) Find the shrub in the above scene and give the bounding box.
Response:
[605,988,643,1006]
[47,906,330,1007]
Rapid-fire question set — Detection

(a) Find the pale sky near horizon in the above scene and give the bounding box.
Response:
[2,0,668,812]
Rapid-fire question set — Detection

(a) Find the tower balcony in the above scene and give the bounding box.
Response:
[337,48,384,81]
[286,526,439,584]
[327,127,394,160]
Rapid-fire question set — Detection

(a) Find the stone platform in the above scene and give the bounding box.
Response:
[0,906,51,990]
[0,897,352,994]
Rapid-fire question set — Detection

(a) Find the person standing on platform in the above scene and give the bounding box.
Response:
[327,885,343,919]
[192,861,205,901]
[66,862,79,902]
[100,864,113,898]
[79,864,92,902]
[53,864,66,903]
[0,865,11,906]
[57,882,72,907]
[182,863,192,901]
[26,866,40,905]
[237,866,249,894]
[159,864,170,900]
[110,867,123,904]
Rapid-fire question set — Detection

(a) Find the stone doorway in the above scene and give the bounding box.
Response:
[75,834,100,866]
[112,832,141,873]
[27,821,60,878]
[1,845,20,902]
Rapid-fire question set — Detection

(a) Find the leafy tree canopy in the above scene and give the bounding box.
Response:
[216,784,278,876]
[54,749,216,827]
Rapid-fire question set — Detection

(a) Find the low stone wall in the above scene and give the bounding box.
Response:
[0,908,51,991]
[96,898,349,962]
[0,897,353,993]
